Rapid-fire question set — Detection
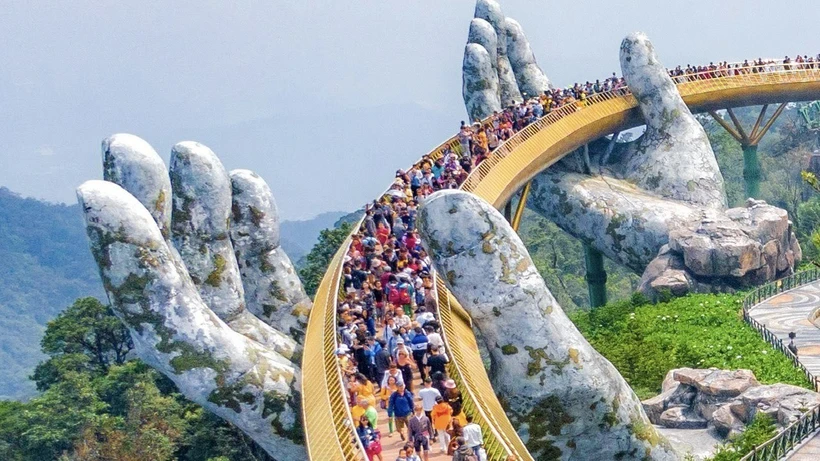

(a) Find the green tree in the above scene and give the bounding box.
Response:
[32,297,132,391]
[71,379,184,461]
[0,293,274,461]
[298,221,353,296]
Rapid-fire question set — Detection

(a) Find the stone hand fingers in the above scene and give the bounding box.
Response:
[418,190,678,460]
[77,179,305,459]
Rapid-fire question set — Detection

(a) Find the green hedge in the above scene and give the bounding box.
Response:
[570,293,812,400]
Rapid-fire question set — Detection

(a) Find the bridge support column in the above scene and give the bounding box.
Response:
[584,244,607,308]
[743,144,761,199]
[708,104,786,200]
[510,181,531,232]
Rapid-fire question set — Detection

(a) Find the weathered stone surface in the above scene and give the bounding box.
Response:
[472,0,523,106]
[77,180,304,459]
[102,134,172,239]
[674,368,759,398]
[529,168,800,300]
[619,32,725,209]
[463,43,501,122]
[504,18,551,98]
[230,169,311,344]
[643,369,820,440]
[419,190,678,461]
[528,172,701,272]
[736,384,820,426]
[169,143,298,360]
[662,369,681,393]
[711,405,743,437]
[467,18,498,74]
[660,407,707,429]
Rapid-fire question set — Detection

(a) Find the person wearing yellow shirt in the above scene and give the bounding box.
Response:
[353,373,377,408]
[350,397,378,429]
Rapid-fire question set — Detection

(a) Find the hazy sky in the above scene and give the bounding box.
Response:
[2,1,819,219]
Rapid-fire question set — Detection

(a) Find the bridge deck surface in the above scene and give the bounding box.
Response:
[749,281,820,459]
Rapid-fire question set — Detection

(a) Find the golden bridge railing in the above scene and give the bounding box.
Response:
[303,60,820,460]
[435,277,534,460]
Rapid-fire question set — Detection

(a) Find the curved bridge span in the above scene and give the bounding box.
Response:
[302,64,820,460]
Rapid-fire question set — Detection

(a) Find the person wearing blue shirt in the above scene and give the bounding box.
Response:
[388,383,415,441]
[410,327,429,380]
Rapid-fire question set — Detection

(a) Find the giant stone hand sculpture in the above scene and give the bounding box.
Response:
[79,134,309,459]
[419,190,679,460]
[463,23,801,297]
[464,0,551,121]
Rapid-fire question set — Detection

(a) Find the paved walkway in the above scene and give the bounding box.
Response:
[370,368,451,461]
[748,280,820,460]
[748,281,820,376]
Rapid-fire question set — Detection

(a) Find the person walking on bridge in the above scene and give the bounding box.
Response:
[462,415,483,457]
[408,403,433,461]
[389,383,415,442]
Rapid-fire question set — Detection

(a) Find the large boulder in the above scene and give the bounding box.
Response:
[660,407,708,429]
[734,384,820,426]
[643,369,820,440]
[673,368,759,398]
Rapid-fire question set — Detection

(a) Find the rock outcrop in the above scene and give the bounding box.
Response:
[464,0,549,120]
[643,368,820,439]
[419,190,679,460]
[524,33,800,299]
[82,134,309,459]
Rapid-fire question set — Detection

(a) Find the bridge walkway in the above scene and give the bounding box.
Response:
[303,62,820,460]
[750,281,820,460]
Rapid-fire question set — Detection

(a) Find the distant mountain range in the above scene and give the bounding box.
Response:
[0,187,352,400]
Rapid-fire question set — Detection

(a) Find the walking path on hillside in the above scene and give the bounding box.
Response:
[747,280,820,460]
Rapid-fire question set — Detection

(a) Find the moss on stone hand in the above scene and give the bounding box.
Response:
[501,344,518,355]
[522,395,575,460]
[205,254,227,287]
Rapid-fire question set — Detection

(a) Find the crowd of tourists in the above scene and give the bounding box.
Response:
[332,54,816,461]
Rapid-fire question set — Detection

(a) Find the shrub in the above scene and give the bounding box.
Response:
[570,293,812,399]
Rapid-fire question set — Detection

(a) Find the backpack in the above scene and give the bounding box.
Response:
[463,452,479,461]
[389,285,411,306]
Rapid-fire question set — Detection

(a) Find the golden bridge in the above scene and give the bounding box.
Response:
[300,62,820,460]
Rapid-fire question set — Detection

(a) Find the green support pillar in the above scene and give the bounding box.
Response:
[742,144,761,199]
[709,104,786,200]
[584,244,607,308]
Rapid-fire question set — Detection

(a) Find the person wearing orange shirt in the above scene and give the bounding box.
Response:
[431,396,453,454]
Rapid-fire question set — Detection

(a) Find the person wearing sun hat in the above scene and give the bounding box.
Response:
[443,378,463,417]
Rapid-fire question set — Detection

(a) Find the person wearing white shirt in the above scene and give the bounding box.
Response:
[425,326,443,350]
[462,414,483,456]
[417,378,442,440]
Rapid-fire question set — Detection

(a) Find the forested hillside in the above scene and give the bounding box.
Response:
[0,188,105,400]
[0,187,350,400]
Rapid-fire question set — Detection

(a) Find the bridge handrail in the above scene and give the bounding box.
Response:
[739,268,820,460]
[433,276,534,460]
[302,113,530,459]
[304,59,820,460]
